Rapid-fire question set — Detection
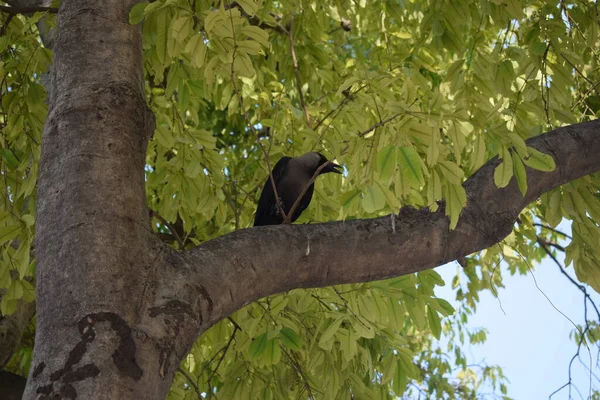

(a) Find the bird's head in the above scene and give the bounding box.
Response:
[299,152,342,175]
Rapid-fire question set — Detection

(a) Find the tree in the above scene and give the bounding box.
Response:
[0,0,599,398]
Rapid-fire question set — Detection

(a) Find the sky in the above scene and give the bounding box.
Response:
[434,220,600,399]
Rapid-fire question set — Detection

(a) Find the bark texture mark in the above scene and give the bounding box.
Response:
[197,285,214,317]
[32,362,45,378]
[148,300,194,323]
[77,312,143,381]
[35,312,141,398]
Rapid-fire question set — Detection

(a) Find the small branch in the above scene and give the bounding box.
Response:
[0,5,58,14]
[177,367,202,399]
[358,112,403,138]
[313,84,367,131]
[537,237,600,321]
[150,210,185,248]
[288,15,311,129]
[225,1,287,34]
[206,324,240,384]
[533,223,573,239]
[284,160,332,224]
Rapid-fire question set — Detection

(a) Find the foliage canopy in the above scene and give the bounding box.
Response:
[2,0,600,398]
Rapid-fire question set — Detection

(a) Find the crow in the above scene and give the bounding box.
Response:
[253,152,342,226]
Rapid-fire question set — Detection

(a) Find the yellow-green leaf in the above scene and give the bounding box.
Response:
[361,185,386,213]
[513,154,527,196]
[280,327,302,350]
[184,34,206,68]
[241,25,270,48]
[248,332,268,359]
[438,160,464,185]
[523,146,556,172]
[376,144,396,180]
[397,146,424,187]
[236,0,258,16]
[129,2,149,24]
[494,149,513,188]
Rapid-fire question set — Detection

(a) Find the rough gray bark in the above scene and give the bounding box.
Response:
[18,0,600,399]
[24,0,164,398]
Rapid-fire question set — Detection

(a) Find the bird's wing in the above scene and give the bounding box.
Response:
[253,156,291,226]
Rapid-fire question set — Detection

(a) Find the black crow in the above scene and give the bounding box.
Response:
[253,152,342,226]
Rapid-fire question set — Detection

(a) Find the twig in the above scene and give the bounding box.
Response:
[533,223,573,239]
[227,316,242,331]
[0,13,14,36]
[225,2,287,221]
[288,15,311,129]
[541,43,552,127]
[150,210,185,248]
[358,112,403,138]
[313,84,367,130]
[537,237,600,321]
[0,5,58,14]
[177,367,202,399]
[284,159,332,224]
[206,324,240,384]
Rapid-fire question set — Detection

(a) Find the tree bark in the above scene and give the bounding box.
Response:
[21,0,600,399]
[23,1,166,398]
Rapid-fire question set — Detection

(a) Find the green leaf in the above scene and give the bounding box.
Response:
[171,16,192,42]
[0,297,16,316]
[494,149,513,188]
[438,160,464,185]
[376,144,396,180]
[21,214,34,227]
[513,154,528,196]
[280,327,302,350]
[129,2,149,24]
[237,40,263,56]
[5,279,23,300]
[361,185,385,213]
[523,146,556,172]
[393,360,407,394]
[21,280,35,302]
[426,306,442,339]
[319,316,344,346]
[236,0,258,16]
[241,25,270,48]
[1,148,20,170]
[340,189,361,209]
[397,347,420,378]
[445,183,466,230]
[380,354,397,384]
[0,225,20,247]
[430,297,455,316]
[233,52,255,77]
[155,11,169,65]
[264,338,281,365]
[248,332,268,359]
[397,146,424,187]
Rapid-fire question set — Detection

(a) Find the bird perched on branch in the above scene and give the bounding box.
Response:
[254,152,342,226]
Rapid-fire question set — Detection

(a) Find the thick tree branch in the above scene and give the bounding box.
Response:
[0,5,58,14]
[170,119,600,328]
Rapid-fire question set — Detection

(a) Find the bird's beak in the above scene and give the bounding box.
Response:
[324,162,343,174]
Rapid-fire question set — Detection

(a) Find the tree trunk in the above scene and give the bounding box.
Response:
[23,1,174,398]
